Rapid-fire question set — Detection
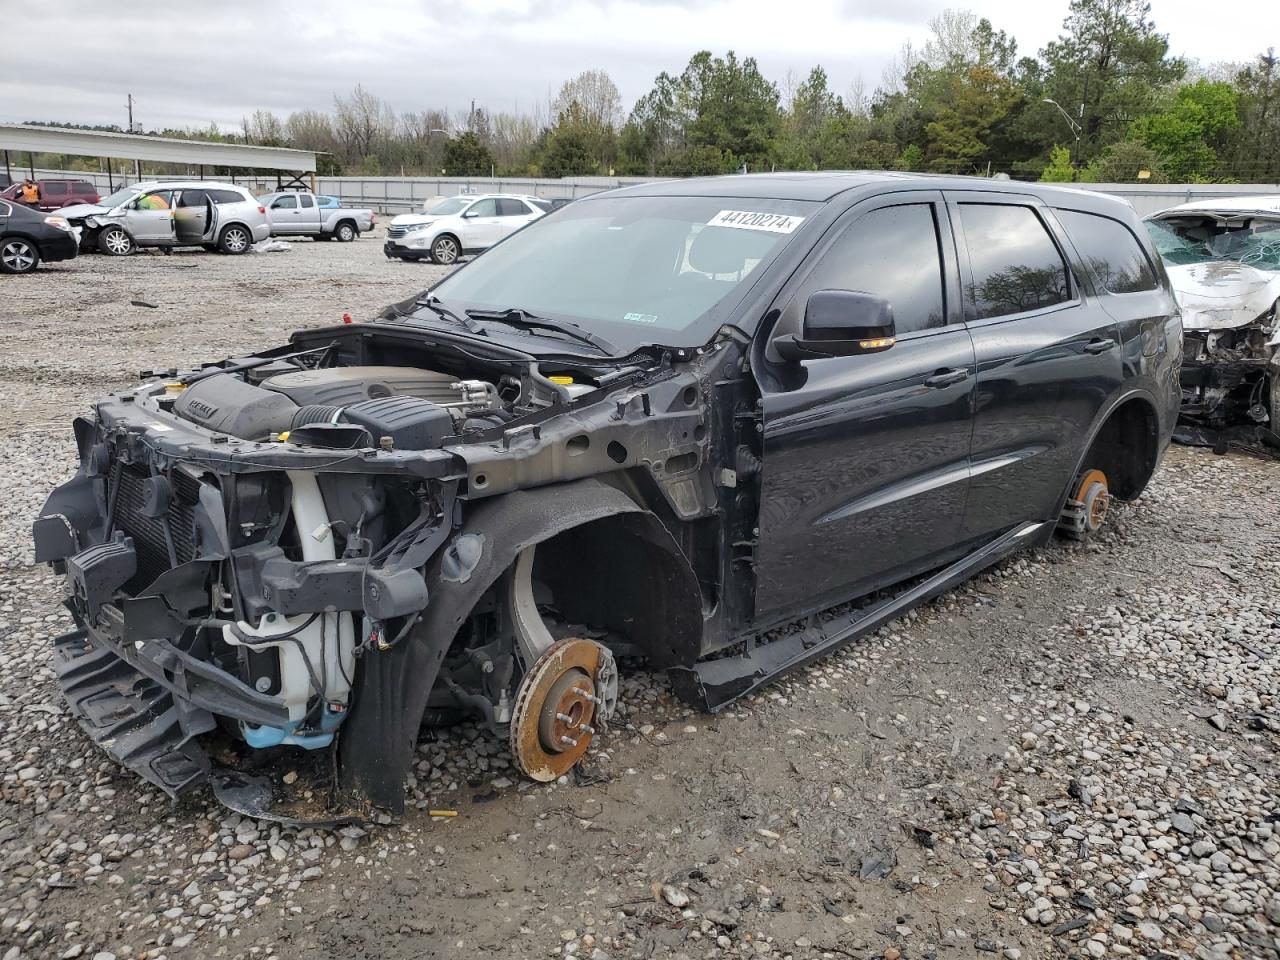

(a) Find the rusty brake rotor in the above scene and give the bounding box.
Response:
[510,637,612,782]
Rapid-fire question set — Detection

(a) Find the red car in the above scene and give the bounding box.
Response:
[0,178,100,211]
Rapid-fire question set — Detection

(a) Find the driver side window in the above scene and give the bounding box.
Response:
[273,195,298,209]
[135,191,172,211]
[466,198,498,217]
[783,203,947,337]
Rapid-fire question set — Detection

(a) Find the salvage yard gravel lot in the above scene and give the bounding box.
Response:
[1,233,1277,960]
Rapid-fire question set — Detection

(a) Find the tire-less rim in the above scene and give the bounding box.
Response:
[224,228,248,252]
[104,229,131,254]
[1,240,35,271]
[434,236,458,263]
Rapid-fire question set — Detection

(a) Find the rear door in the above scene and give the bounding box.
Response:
[495,198,537,239]
[298,193,321,232]
[947,191,1124,541]
[41,181,67,209]
[174,189,212,244]
[754,191,977,617]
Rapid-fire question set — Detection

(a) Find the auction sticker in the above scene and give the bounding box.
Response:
[707,210,805,234]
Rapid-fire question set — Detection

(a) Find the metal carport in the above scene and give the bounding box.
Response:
[0,123,317,190]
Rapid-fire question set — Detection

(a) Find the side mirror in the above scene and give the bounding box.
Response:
[774,290,896,362]
[462,209,478,218]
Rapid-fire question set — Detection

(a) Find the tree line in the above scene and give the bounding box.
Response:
[23,0,1280,184]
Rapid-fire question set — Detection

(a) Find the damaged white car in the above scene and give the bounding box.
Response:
[1145,197,1280,443]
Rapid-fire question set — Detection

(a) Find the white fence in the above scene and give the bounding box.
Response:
[12,165,1280,217]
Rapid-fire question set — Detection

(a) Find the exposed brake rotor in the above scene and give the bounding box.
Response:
[1059,468,1110,539]
[510,637,617,782]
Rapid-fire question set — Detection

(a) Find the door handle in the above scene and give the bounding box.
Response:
[1084,337,1117,354]
[923,368,968,388]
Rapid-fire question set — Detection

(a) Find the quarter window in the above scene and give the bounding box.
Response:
[791,203,947,335]
[300,195,315,208]
[958,204,1070,319]
[1056,209,1158,294]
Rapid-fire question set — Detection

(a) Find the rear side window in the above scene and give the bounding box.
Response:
[496,198,529,216]
[44,182,68,195]
[957,204,1071,319]
[207,190,244,204]
[792,203,947,335]
[176,190,207,207]
[1056,209,1158,294]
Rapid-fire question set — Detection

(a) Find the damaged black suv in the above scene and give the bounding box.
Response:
[34,173,1180,823]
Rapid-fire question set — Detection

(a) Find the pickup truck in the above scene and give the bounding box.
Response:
[259,191,375,241]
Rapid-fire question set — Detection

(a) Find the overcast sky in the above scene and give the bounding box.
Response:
[1,0,1266,132]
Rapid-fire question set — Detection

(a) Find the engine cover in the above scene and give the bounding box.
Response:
[174,374,299,440]
[261,366,460,406]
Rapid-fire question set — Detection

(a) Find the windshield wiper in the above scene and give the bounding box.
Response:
[464,307,616,354]
[416,294,487,335]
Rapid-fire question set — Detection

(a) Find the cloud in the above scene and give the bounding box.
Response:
[0,0,1268,132]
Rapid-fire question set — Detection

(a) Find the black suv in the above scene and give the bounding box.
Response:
[34,173,1179,823]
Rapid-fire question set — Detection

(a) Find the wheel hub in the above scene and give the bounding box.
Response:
[1059,468,1109,539]
[510,638,617,782]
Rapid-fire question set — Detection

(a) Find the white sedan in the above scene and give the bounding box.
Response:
[383,194,550,264]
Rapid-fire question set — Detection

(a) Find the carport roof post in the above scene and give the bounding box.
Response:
[0,123,317,173]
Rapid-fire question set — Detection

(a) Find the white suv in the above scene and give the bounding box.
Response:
[383,194,549,264]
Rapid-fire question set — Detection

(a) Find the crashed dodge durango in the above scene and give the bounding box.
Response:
[34,173,1180,823]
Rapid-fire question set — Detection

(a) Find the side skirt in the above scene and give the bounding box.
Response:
[669,521,1052,712]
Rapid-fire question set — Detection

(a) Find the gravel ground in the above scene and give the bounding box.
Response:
[1,235,1276,960]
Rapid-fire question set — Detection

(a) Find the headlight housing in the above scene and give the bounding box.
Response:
[43,216,72,233]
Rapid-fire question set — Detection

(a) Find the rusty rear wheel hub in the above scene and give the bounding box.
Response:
[510,638,609,782]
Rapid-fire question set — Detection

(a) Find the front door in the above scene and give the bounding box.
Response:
[946,192,1125,541]
[754,193,976,619]
[126,190,176,244]
[268,194,303,234]
[460,198,503,249]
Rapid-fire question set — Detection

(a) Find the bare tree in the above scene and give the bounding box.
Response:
[285,109,338,153]
[242,109,285,145]
[333,84,396,161]
[551,69,623,129]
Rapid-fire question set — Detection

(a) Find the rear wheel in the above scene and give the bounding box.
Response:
[0,237,40,274]
[430,234,460,265]
[218,224,252,254]
[98,226,135,256]
[335,221,357,242]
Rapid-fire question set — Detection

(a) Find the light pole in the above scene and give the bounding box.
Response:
[1043,98,1082,170]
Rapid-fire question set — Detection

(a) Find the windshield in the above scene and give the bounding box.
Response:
[428,195,817,352]
[425,197,472,217]
[97,187,141,210]
[1146,216,1280,272]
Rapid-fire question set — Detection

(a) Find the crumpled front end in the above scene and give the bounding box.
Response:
[34,369,462,823]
